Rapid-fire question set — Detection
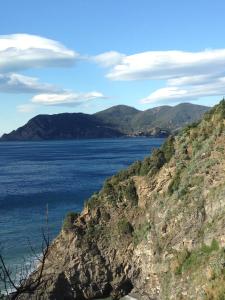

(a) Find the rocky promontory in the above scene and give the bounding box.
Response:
[1,103,209,141]
[18,100,225,299]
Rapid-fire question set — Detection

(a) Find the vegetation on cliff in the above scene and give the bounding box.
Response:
[7,99,225,300]
[95,103,209,134]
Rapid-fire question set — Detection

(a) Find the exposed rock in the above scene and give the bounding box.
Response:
[19,100,225,299]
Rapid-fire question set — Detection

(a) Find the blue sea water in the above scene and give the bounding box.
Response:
[0,138,164,269]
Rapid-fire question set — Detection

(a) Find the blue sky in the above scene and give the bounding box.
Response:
[1,0,225,133]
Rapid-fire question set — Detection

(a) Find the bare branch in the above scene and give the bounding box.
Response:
[0,205,51,299]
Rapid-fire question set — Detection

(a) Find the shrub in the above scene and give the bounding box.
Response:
[116,160,142,181]
[85,192,102,210]
[63,211,79,231]
[192,139,202,155]
[123,179,138,206]
[216,146,224,154]
[190,175,204,187]
[139,149,166,176]
[182,121,200,135]
[103,177,139,206]
[161,136,175,162]
[204,99,225,122]
[201,239,219,254]
[133,221,151,246]
[117,218,133,235]
[86,221,102,237]
[175,239,220,275]
[104,160,142,188]
[103,179,114,194]
[168,170,181,195]
[175,248,190,275]
[103,180,118,205]
[139,157,151,176]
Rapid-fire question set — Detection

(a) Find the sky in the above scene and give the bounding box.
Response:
[1,0,225,134]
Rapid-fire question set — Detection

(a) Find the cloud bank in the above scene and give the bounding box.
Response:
[0,73,59,93]
[97,49,225,104]
[105,49,225,81]
[18,91,106,113]
[31,91,106,106]
[0,34,78,72]
[92,51,125,67]
[0,34,107,111]
[3,34,225,108]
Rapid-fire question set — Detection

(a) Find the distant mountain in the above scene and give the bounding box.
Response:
[1,113,123,141]
[95,105,140,133]
[1,103,210,141]
[95,103,210,134]
[131,103,210,133]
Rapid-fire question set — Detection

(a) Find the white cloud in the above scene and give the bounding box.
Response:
[17,91,106,113]
[97,48,225,104]
[31,91,106,106]
[0,73,59,93]
[0,34,78,72]
[141,87,188,104]
[167,74,215,86]
[141,79,225,104]
[18,91,106,113]
[106,49,225,81]
[91,51,125,67]
[0,34,108,113]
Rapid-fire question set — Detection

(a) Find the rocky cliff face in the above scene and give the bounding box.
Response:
[20,100,225,299]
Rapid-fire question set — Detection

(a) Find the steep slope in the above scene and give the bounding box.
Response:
[18,100,225,300]
[1,103,209,141]
[1,113,123,141]
[131,105,172,132]
[94,105,140,133]
[95,103,209,134]
[131,103,210,132]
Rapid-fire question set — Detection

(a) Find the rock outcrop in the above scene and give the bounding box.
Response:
[20,100,225,299]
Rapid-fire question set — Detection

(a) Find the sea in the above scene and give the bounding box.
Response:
[0,137,164,296]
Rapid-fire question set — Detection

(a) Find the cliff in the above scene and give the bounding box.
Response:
[19,100,225,299]
[1,103,209,141]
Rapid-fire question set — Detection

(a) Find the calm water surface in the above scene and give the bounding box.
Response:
[0,138,164,268]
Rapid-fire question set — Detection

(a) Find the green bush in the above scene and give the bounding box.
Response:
[86,221,102,237]
[116,160,142,181]
[102,177,139,206]
[168,170,181,195]
[161,136,175,162]
[140,149,166,176]
[201,239,219,254]
[85,192,102,210]
[204,99,225,122]
[182,121,200,135]
[175,248,190,275]
[63,211,79,231]
[102,180,118,205]
[133,221,151,246]
[117,218,133,235]
[123,179,138,206]
[216,146,224,154]
[175,239,220,275]
[192,139,202,155]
